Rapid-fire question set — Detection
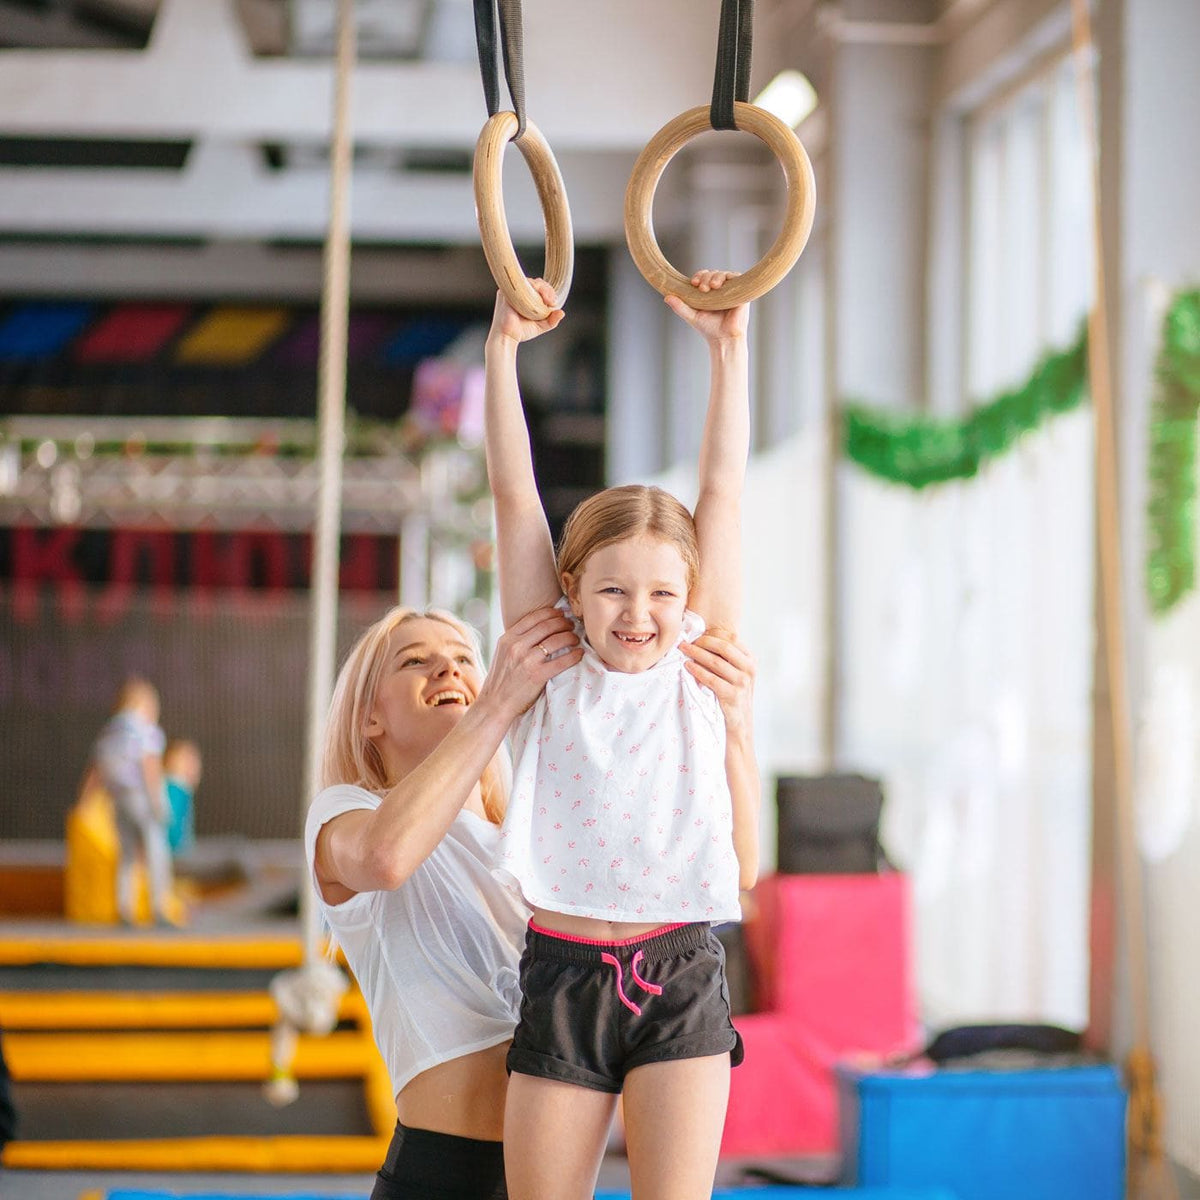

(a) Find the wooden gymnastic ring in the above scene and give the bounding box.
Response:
[624,101,816,310]
[474,112,574,321]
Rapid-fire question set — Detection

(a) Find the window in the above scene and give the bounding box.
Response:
[965,54,1093,398]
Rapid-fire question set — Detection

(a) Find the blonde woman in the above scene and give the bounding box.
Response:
[306,603,577,1199]
[306,598,756,1200]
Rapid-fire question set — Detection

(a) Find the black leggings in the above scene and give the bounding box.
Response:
[370,1122,507,1200]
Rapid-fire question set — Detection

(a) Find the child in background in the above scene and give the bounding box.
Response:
[90,677,175,926]
[485,273,760,1200]
[164,738,202,856]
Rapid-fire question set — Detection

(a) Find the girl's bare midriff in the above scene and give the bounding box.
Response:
[396,1041,510,1140]
[532,906,669,942]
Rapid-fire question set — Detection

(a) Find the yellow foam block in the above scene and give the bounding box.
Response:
[0,936,307,968]
[3,1134,390,1174]
[64,787,184,927]
[0,989,368,1030]
[6,1029,378,1082]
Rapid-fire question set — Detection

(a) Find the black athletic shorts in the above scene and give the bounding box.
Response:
[370,1121,507,1200]
[506,920,744,1094]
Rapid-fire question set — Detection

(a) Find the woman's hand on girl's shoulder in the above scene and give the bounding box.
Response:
[479,605,583,718]
[681,631,755,733]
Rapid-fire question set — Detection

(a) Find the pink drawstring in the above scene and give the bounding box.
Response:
[600,952,642,1015]
[630,950,661,996]
[600,949,664,1016]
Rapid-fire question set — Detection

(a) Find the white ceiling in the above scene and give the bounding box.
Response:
[0,0,726,246]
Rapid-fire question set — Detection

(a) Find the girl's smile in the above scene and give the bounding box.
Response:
[564,534,690,673]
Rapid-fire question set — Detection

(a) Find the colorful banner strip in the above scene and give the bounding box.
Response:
[0,302,94,360]
[174,307,290,366]
[74,303,190,363]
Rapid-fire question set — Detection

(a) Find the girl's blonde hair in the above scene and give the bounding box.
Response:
[557,484,699,594]
[319,606,509,824]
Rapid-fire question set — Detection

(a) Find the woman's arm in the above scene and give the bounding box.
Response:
[682,631,761,889]
[314,606,582,902]
[484,281,568,628]
[664,271,750,638]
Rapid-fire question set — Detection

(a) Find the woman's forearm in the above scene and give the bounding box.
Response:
[335,698,514,893]
[725,721,761,890]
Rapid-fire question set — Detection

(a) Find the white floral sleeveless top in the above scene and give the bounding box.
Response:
[496,600,742,923]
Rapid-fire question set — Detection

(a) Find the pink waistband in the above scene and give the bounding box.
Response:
[527,919,687,947]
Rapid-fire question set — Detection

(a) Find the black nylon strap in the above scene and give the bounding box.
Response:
[710,0,753,130]
[473,0,528,139]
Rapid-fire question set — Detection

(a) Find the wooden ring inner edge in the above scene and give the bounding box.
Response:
[474,112,575,321]
[624,102,816,310]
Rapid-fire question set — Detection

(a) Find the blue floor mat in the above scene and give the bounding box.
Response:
[105,1189,958,1200]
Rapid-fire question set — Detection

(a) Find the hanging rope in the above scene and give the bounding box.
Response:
[710,0,754,130]
[473,0,528,140]
[624,0,812,309]
[267,0,355,1108]
[471,0,573,319]
[1068,2,1177,1196]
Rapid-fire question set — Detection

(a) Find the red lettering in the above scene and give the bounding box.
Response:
[225,530,290,592]
[98,528,176,623]
[339,534,378,592]
[12,526,84,623]
[299,532,398,593]
[191,529,225,592]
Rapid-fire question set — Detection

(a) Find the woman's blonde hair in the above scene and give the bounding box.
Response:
[319,606,509,824]
[557,484,699,594]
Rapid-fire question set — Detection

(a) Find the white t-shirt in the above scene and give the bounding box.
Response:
[496,603,742,923]
[305,784,529,1097]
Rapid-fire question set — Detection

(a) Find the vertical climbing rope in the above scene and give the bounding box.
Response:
[271,0,356,1103]
[302,0,356,969]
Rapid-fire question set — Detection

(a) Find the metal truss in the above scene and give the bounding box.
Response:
[0,415,487,535]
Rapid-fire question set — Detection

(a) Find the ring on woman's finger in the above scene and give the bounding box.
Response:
[539,643,551,660]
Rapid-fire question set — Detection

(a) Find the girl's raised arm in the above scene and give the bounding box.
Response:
[665,271,750,637]
[484,281,567,628]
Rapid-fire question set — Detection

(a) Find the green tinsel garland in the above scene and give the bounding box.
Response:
[842,328,1089,489]
[1146,290,1200,615]
[840,293,1200,615]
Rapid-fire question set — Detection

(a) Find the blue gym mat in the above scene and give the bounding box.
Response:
[103,1188,959,1200]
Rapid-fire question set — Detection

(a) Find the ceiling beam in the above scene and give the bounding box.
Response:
[0,0,138,49]
[0,141,642,242]
[0,0,724,150]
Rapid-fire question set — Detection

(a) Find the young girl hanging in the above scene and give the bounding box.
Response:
[484,271,760,1199]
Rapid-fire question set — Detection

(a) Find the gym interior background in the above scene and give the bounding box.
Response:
[0,0,1197,1197]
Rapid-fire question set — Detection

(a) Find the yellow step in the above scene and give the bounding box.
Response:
[0,989,368,1030]
[2,1134,391,1173]
[5,1029,377,1082]
[0,935,306,969]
